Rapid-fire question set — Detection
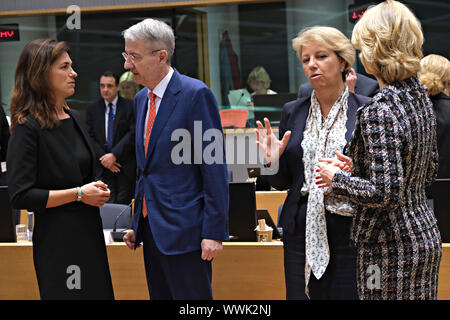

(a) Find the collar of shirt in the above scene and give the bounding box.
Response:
[147,67,174,104]
[104,95,119,114]
[143,67,174,142]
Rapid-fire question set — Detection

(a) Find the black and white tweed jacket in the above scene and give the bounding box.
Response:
[332,76,439,244]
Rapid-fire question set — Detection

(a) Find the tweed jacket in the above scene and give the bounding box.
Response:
[331,76,439,244]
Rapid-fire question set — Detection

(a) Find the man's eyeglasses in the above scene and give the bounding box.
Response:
[122,49,164,64]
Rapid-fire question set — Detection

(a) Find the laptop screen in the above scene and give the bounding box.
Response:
[227,182,257,242]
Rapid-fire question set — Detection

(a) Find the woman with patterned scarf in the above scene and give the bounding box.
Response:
[255,26,371,299]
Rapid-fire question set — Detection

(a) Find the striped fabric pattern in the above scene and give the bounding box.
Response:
[331,76,442,300]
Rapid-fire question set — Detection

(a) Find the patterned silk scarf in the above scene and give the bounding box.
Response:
[301,86,349,297]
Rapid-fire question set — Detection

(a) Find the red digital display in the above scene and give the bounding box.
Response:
[0,24,20,42]
[349,5,368,23]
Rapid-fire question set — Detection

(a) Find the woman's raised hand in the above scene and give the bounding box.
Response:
[255,118,291,165]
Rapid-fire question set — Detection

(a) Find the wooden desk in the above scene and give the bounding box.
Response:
[0,241,285,300]
[0,242,449,300]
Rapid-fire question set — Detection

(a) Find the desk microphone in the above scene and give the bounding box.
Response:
[236,92,245,105]
[111,199,134,242]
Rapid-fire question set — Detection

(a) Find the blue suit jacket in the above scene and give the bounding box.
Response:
[132,68,229,255]
[269,92,372,235]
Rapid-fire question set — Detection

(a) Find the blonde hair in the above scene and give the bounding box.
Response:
[418,54,450,96]
[351,0,423,84]
[292,26,355,80]
[247,66,271,90]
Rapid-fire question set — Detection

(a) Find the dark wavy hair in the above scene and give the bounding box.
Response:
[10,39,71,130]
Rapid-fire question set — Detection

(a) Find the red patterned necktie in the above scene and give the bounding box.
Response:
[142,92,157,218]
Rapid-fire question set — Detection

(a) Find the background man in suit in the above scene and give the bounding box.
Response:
[298,67,379,98]
[122,18,229,300]
[86,71,135,204]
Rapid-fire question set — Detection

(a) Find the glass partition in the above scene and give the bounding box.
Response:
[0,0,448,130]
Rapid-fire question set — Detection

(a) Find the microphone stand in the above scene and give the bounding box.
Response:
[110,199,134,242]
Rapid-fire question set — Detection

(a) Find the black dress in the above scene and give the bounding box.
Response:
[7,113,114,300]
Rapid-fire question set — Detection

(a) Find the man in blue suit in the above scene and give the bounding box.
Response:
[122,18,229,300]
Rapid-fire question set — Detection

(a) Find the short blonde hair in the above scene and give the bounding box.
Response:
[351,0,423,84]
[418,54,450,96]
[247,66,271,90]
[292,26,355,80]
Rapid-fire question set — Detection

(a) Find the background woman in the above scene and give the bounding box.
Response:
[8,39,114,299]
[119,70,140,100]
[418,54,450,179]
[255,26,371,299]
[317,0,441,300]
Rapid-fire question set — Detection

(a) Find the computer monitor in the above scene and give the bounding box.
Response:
[252,93,297,125]
[227,182,257,242]
[431,179,450,242]
[0,186,16,242]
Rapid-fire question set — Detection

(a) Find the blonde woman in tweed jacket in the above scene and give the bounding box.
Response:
[316,0,441,300]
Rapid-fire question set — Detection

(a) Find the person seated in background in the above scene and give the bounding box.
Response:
[119,71,141,100]
[246,66,277,127]
[248,66,277,96]
[298,67,379,98]
[418,54,450,179]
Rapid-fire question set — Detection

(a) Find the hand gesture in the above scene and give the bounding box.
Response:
[316,150,353,188]
[254,118,291,165]
[80,180,110,207]
[318,150,353,172]
[346,68,357,93]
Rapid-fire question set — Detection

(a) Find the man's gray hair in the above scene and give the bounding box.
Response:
[122,18,175,64]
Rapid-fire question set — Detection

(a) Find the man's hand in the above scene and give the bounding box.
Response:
[201,239,223,261]
[123,229,140,249]
[100,153,121,173]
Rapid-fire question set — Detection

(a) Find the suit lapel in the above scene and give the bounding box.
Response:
[291,99,310,188]
[136,91,148,171]
[145,69,182,162]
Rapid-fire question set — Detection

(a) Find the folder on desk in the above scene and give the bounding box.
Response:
[219,109,248,128]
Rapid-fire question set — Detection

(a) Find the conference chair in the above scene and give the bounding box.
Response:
[99,203,132,230]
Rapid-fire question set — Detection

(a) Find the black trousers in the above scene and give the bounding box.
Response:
[138,215,213,300]
[283,198,358,300]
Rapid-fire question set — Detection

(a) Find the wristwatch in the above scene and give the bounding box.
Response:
[76,187,82,202]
